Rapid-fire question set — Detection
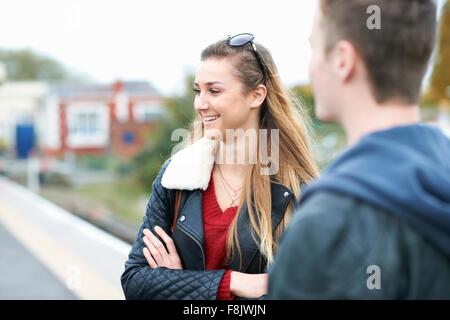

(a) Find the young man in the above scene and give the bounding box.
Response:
[269,0,450,299]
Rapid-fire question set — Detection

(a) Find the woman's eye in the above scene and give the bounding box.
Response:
[193,88,200,95]
[209,89,220,94]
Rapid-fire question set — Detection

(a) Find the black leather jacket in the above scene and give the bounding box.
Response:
[121,161,296,300]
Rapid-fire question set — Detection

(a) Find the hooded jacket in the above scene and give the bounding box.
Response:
[269,124,450,299]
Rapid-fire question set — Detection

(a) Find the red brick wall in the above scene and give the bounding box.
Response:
[110,120,158,159]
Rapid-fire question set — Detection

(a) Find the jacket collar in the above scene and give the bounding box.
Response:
[163,136,296,272]
[161,137,218,191]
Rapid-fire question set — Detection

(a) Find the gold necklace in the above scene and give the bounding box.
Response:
[217,165,243,207]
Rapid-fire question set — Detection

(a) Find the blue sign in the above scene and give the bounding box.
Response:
[16,123,35,159]
[122,131,135,145]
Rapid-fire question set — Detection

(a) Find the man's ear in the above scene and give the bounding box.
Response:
[332,40,358,82]
[249,84,268,109]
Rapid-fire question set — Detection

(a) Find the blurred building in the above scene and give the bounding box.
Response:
[0,63,48,158]
[39,80,164,159]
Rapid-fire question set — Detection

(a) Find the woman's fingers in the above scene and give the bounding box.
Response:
[143,247,158,268]
[142,227,182,269]
[154,226,178,256]
[145,229,169,257]
[143,232,164,265]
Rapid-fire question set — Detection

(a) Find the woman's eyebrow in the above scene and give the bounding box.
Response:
[194,81,224,86]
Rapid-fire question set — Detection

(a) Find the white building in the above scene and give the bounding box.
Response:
[39,80,164,159]
[0,63,48,154]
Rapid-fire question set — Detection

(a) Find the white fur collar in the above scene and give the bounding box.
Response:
[161,137,219,191]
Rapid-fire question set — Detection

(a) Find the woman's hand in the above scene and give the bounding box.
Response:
[142,226,182,270]
[230,272,268,299]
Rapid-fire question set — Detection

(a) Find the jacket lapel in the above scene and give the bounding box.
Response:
[229,182,295,272]
[174,190,206,270]
[177,190,204,245]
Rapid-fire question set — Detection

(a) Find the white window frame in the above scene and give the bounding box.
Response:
[133,103,163,123]
[66,102,110,148]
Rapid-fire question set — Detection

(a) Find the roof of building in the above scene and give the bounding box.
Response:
[50,80,161,99]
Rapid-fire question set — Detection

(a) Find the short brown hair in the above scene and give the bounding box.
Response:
[320,0,437,104]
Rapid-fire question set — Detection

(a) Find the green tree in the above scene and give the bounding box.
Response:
[132,75,196,190]
[291,84,317,123]
[0,48,91,84]
[423,0,450,105]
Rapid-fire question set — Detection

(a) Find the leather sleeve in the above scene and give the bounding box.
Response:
[121,161,226,300]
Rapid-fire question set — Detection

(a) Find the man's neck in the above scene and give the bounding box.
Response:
[341,101,421,145]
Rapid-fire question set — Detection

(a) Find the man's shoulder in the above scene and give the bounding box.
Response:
[271,190,397,298]
[294,190,387,225]
[290,190,397,252]
[289,189,442,268]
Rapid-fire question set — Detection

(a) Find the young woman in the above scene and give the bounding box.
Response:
[121,33,318,300]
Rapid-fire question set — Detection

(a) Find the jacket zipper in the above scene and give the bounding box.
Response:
[178,226,206,270]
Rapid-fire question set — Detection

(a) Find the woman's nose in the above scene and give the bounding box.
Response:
[194,96,209,111]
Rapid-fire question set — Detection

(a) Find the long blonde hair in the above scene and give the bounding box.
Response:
[189,39,319,265]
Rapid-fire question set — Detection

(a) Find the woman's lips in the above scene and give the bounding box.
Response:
[203,115,220,125]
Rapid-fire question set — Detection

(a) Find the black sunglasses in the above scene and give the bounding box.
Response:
[227,33,267,82]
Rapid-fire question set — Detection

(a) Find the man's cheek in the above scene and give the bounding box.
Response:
[309,63,318,89]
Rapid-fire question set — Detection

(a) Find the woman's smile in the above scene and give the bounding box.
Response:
[203,115,221,126]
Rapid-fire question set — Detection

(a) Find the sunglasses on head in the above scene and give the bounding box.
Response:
[227,33,267,82]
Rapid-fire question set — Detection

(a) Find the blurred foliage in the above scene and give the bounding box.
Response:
[76,154,120,171]
[291,84,346,169]
[423,0,450,106]
[0,137,7,155]
[132,75,196,191]
[0,48,92,84]
[76,179,144,227]
[291,84,317,122]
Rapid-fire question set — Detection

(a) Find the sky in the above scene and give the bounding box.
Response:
[0,0,317,95]
[0,0,445,96]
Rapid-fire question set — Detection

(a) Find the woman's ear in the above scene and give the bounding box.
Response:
[249,84,267,109]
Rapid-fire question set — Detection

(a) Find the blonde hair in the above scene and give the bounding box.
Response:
[189,39,319,265]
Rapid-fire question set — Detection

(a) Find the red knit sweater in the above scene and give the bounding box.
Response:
[202,177,237,300]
